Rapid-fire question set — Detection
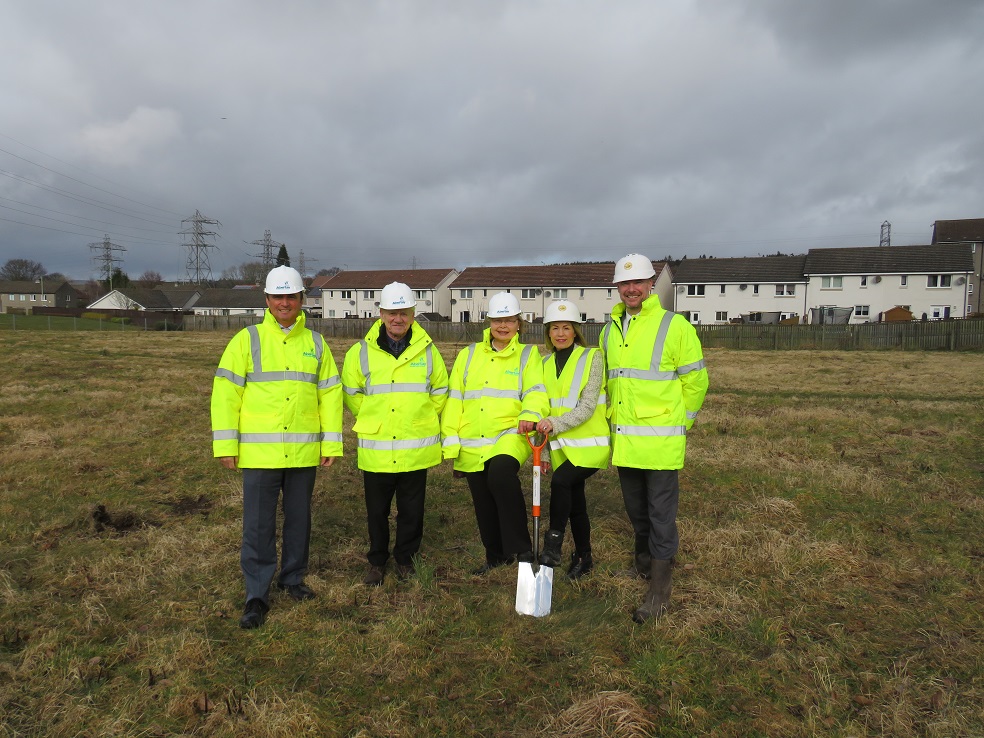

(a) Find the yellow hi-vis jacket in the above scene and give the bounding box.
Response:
[342,321,449,473]
[441,329,548,473]
[542,345,610,469]
[599,294,708,470]
[211,310,343,468]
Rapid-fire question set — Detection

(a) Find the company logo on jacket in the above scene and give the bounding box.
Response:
[505,367,520,376]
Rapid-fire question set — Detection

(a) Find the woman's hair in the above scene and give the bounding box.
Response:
[544,321,587,353]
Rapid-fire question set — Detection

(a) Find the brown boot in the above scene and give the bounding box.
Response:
[632,559,672,623]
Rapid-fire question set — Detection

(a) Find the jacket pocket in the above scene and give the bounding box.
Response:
[353,417,381,435]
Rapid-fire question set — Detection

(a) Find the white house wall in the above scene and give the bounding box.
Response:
[673,283,808,324]
[803,273,971,323]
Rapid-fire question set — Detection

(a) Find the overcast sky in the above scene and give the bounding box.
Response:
[2,0,983,281]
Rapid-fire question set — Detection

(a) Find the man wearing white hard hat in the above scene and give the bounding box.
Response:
[442,292,549,573]
[599,254,708,623]
[211,265,343,629]
[342,282,448,586]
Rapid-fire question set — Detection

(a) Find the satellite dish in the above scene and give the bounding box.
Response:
[349,300,355,306]
[956,276,966,285]
[739,284,747,291]
[425,299,432,305]
[374,301,380,307]
[873,276,883,283]
[535,289,543,295]
[677,286,686,293]
[543,291,552,298]
[450,298,457,305]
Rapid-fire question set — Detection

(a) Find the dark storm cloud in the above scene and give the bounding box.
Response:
[1,1,983,279]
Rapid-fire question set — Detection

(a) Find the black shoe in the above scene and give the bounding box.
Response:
[239,599,268,629]
[539,529,563,567]
[567,551,594,580]
[363,565,385,586]
[395,563,414,580]
[472,557,514,575]
[517,551,535,564]
[277,582,316,601]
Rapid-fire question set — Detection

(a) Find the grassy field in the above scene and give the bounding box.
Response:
[0,331,981,737]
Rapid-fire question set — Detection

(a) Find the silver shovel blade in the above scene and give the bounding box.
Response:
[516,561,536,615]
[516,562,554,617]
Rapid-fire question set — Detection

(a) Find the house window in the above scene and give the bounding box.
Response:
[414,290,427,299]
[328,310,336,317]
[7,294,13,300]
[327,291,333,298]
[31,294,37,301]
[860,276,868,287]
[363,310,373,318]
[554,288,568,298]
[854,305,870,317]
[969,282,974,294]
[579,289,585,298]
[753,284,760,295]
[900,276,908,287]
[927,275,951,288]
[460,289,473,298]
[931,305,950,319]
[340,290,352,299]
[521,289,536,299]
[603,313,611,322]
[748,312,763,323]
[720,285,726,295]
[580,312,587,322]
[483,289,488,297]
[689,312,700,324]
[607,289,613,298]
[775,284,795,296]
[821,277,843,289]
[19,294,25,301]
[687,285,705,296]
[363,290,375,299]
[716,311,728,322]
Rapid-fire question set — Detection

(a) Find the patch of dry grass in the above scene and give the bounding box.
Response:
[1,335,982,737]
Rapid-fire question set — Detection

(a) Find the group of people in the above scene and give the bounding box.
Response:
[211,254,709,630]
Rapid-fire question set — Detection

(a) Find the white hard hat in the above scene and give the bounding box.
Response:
[613,253,656,282]
[488,292,521,318]
[264,265,305,294]
[379,282,416,310]
[544,299,582,324]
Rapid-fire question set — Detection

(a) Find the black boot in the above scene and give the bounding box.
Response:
[634,535,651,579]
[539,529,563,567]
[566,551,593,580]
[633,559,672,623]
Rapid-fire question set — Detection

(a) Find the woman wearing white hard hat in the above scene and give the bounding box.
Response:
[535,300,609,579]
[442,292,549,573]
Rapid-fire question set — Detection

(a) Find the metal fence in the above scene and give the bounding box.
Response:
[184,314,984,351]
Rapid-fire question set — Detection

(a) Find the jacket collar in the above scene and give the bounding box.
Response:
[263,308,306,334]
[611,293,662,321]
[482,327,521,356]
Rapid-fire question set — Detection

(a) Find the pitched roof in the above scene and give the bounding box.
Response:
[194,288,268,308]
[804,243,973,275]
[671,255,807,283]
[0,279,68,294]
[932,218,984,243]
[115,288,180,309]
[449,262,651,288]
[316,268,456,290]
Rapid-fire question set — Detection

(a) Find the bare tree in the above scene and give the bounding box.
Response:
[1,258,46,281]
[135,270,163,288]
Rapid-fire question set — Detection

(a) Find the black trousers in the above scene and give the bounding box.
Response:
[364,469,427,567]
[466,455,531,563]
[241,467,316,605]
[548,461,597,554]
[617,467,680,561]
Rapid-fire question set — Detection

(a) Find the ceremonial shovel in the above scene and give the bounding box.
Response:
[515,432,553,617]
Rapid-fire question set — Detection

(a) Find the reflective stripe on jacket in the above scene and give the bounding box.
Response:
[211,310,343,468]
[441,329,548,473]
[600,294,708,470]
[342,320,448,472]
[543,345,610,469]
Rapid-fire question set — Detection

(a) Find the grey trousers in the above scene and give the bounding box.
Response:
[241,467,316,605]
[617,467,679,561]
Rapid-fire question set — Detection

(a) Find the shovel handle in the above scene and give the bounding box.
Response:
[526,431,548,467]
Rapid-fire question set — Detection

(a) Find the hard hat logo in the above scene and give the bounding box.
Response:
[380,282,416,310]
[624,262,633,270]
[265,266,305,294]
[613,253,656,282]
[558,304,567,312]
